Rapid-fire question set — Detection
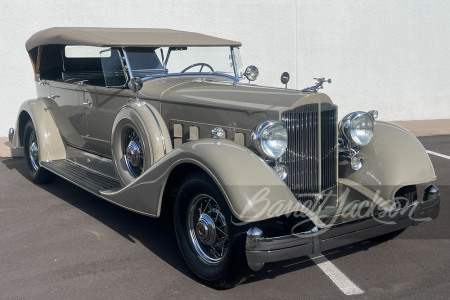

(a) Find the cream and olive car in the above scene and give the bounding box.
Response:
[9,27,440,289]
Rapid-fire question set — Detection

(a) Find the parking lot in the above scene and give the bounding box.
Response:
[0,135,449,299]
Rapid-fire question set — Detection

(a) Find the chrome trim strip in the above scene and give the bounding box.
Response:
[67,143,112,159]
[81,135,110,144]
[144,104,167,155]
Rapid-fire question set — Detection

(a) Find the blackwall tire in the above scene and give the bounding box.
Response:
[174,172,249,289]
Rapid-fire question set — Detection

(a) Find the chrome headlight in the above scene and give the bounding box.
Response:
[251,121,288,159]
[340,112,374,147]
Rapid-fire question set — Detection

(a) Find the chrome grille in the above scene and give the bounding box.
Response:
[320,103,337,192]
[281,103,337,199]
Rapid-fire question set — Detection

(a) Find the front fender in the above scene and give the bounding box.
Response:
[340,121,436,200]
[102,139,326,227]
[12,98,66,161]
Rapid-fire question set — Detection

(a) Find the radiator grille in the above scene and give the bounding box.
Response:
[320,103,337,192]
[281,103,337,199]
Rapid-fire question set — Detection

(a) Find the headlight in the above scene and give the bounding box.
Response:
[340,112,374,147]
[251,121,288,159]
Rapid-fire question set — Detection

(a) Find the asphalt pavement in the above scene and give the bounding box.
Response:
[0,135,449,299]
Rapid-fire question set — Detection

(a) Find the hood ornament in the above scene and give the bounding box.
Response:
[302,77,332,93]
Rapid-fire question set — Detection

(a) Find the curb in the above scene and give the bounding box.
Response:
[392,119,450,137]
[0,138,23,158]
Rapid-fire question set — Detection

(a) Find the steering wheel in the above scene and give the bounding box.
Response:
[181,63,215,73]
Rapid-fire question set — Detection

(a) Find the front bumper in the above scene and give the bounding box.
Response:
[246,185,440,271]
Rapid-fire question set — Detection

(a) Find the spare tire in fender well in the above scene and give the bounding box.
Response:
[111,102,172,186]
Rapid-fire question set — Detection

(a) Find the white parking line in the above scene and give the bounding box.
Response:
[309,254,364,296]
[426,150,450,160]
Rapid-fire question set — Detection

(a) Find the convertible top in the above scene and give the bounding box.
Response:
[26,27,242,51]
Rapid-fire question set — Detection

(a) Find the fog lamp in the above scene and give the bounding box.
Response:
[350,154,363,170]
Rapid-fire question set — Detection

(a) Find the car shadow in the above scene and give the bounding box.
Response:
[1,157,398,287]
[1,157,195,281]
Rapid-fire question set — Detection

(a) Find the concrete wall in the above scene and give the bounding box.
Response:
[1,0,449,137]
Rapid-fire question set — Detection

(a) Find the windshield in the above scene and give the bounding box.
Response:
[124,46,243,81]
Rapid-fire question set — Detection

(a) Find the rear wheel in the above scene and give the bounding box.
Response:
[174,173,249,289]
[23,120,55,184]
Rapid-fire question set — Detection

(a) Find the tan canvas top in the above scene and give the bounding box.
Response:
[26,27,241,51]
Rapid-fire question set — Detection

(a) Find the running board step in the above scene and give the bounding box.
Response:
[41,159,121,195]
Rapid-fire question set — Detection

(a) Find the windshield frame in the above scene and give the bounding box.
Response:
[122,46,242,82]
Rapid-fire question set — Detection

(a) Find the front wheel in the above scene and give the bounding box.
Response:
[174,173,249,289]
[23,120,55,184]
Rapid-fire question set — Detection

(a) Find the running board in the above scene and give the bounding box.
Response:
[41,159,121,195]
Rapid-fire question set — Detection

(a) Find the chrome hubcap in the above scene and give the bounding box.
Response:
[29,131,39,171]
[197,213,217,246]
[126,141,142,167]
[188,195,228,264]
[123,127,143,177]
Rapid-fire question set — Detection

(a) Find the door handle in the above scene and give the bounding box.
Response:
[83,98,93,107]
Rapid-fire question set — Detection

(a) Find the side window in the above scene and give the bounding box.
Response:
[65,46,106,58]
[100,49,128,87]
[62,46,107,86]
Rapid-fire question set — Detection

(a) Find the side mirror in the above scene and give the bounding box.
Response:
[244,65,259,82]
[281,72,290,89]
[128,77,143,93]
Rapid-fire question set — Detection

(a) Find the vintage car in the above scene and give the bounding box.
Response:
[9,27,440,289]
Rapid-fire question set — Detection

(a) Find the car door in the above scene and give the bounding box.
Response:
[47,81,87,149]
[81,48,131,157]
[83,86,131,157]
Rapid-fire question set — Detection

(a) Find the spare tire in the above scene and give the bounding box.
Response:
[111,102,172,186]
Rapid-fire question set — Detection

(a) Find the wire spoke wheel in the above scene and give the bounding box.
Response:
[174,173,249,289]
[28,131,40,171]
[122,125,144,178]
[187,194,229,264]
[23,120,55,184]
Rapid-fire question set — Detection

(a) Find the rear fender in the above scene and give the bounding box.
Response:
[12,98,66,161]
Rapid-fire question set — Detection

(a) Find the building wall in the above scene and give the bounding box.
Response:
[1,0,449,136]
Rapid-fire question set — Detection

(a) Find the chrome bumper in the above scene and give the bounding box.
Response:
[246,185,440,271]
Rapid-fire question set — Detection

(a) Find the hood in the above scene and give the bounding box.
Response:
[139,76,332,112]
